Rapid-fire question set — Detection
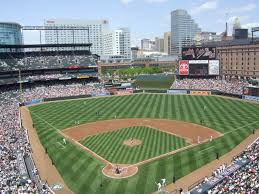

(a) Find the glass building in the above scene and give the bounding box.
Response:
[0,22,23,45]
[171,9,201,56]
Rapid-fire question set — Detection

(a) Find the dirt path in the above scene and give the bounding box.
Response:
[63,118,222,144]
[153,129,259,194]
[20,107,73,194]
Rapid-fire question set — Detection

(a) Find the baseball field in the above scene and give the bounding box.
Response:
[26,94,259,194]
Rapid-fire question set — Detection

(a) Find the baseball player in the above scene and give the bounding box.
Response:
[63,138,66,145]
[156,182,162,192]
[161,178,166,187]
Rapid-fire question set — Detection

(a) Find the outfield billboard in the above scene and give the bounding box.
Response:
[208,60,220,75]
[182,47,216,60]
[179,60,189,75]
[167,90,187,94]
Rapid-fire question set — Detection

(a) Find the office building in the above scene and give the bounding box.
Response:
[194,32,222,45]
[44,19,109,55]
[171,9,201,56]
[0,22,23,45]
[141,38,155,51]
[164,32,171,55]
[155,37,164,53]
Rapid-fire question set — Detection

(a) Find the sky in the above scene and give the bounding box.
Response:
[1,0,258,46]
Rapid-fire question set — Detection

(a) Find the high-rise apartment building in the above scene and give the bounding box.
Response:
[103,28,131,59]
[164,32,171,55]
[44,19,109,55]
[171,9,201,56]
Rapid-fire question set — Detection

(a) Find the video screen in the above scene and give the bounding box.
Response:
[182,47,216,60]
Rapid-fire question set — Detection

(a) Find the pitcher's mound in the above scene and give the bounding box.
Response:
[123,139,142,147]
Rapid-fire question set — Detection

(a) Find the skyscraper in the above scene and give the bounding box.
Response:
[171,9,201,56]
[44,19,109,55]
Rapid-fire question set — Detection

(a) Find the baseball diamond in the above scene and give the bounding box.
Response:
[23,93,259,194]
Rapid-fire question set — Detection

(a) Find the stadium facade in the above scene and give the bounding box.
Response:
[216,41,259,79]
[0,22,23,45]
[170,9,201,56]
[44,19,109,55]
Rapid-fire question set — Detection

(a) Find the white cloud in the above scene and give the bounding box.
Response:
[190,0,218,15]
[227,3,256,14]
[120,0,134,5]
[242,22,259,29]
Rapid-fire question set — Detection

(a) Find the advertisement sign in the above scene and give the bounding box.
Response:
[190,91,211,96]
[179,60,189,75]
[209,60,220,75]
[77,75,90,79]
[116,90,133,96]
[243,95,259,102]
[182,47,216,60]
[189,60,209,64]
[24,99,43,106]
[167,90,187,95]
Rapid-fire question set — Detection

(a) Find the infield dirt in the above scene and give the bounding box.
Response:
[63,118,222,144]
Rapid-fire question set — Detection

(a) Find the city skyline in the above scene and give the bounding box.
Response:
[0,0,258,45]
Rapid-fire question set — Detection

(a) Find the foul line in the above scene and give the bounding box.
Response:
[28,110,112,165]
[56,142,66,149]
[224,120,259,135]
[199,146,215,153]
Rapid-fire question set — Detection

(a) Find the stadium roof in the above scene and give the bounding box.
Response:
[202,38,259,47]
[0,43,92,48]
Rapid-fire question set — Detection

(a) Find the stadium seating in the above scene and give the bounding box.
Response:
[171,78,249,95]
[190,138,258,194]
[0,51,96,71]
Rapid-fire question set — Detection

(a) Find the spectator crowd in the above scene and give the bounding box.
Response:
[23,83,109,102]
[209,138,258,193]
[171,79,249,95]
[0,83,108,193]
[191,138,258,194]
[0,52,96,71]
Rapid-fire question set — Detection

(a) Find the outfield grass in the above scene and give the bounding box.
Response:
[29,94,259,194]
[81,126,189,164]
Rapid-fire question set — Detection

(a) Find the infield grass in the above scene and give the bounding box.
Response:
[81,126,189,164]
[29,94,259,194]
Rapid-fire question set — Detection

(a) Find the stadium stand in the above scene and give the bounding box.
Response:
[190,138,259,194]
[0,50,96,71]
[171,78,249,95]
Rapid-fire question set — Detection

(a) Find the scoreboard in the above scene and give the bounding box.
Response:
[179,46,219,76]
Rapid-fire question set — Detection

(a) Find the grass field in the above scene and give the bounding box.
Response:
[29,94,259,194]
[81,126,189,164]
[135,74,174,89]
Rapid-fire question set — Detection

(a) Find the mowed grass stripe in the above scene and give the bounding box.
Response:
[81,126,188,164]
[29,94,259,194]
